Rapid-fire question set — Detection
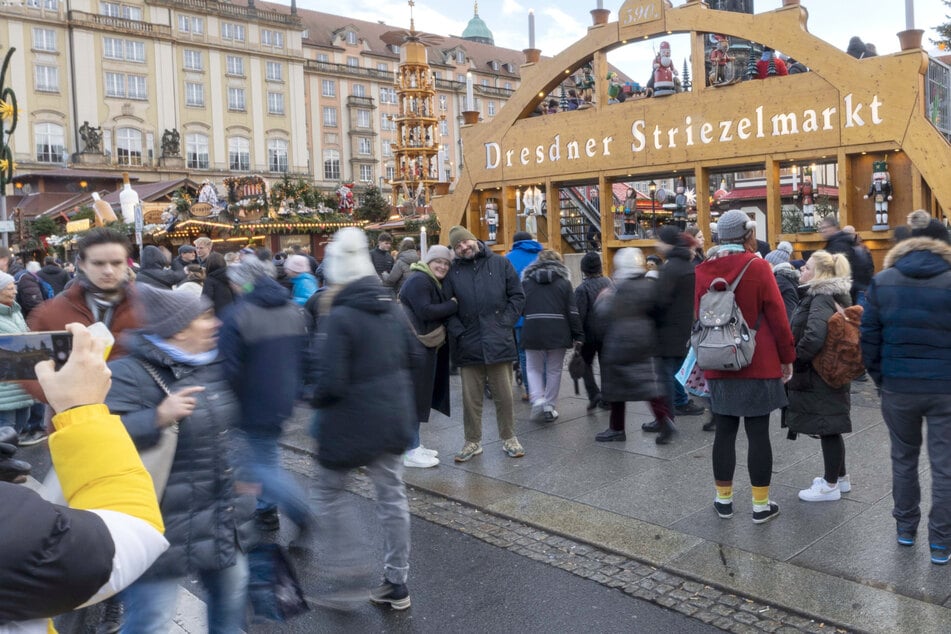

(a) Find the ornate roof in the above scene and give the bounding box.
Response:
[462,2,494,45]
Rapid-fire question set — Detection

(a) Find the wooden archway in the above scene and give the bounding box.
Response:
[432,0,950,264]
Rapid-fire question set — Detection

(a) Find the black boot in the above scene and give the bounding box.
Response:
[641,419,661,432]
[656,418,678,445]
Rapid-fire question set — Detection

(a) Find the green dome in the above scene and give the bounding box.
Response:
[462,7,494,45]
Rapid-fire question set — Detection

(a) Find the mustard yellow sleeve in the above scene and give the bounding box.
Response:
[49,404,165,533]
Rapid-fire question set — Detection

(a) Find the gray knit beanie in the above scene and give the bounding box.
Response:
[0,271,14,291]
[717,210,754,241]
[227,257,274,289]
[135,284,212,339]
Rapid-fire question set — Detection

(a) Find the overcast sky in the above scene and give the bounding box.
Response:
[302,0,950,76]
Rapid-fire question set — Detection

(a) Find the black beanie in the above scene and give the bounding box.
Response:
[580,251,602,275]
[512,231,533,243]
[912,218,951,244]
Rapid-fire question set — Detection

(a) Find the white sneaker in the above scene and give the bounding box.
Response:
[838,474,851,493]
[798,477,841,502]
[417,445,438,457]
[403,448,439,468]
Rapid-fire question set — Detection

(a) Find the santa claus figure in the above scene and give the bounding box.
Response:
[799,175,816,229]
[652,41,678,97]
[337,182,355,214]
[708,35,733,85]
[864,161,893,227]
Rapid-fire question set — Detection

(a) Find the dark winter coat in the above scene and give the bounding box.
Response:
[370,246,395,279]
[654,246,695,358]
[202,265,235,315]
[37,263,71,295]
[136,245,185,290]
[9,261,44,318]
[520,258,583,350]
[444,242,525,367]
[399,267,456,421]
[386,248,419,295]
[860,237,951,394]
[785,277,853,436]
[694,252,796,380]
[311,276,417,470]
[218,277,307,437]
[826,230,874,301]
[106,333,253,580]
[574,274,613,346]
[773,263,801,322]
[170,255,197,272]
[597,274,663,403]
[506,239,543,328]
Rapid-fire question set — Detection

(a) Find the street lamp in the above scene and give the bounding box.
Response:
[648,179,657,232]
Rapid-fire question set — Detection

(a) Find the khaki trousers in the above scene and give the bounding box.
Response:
[460,362,515,443]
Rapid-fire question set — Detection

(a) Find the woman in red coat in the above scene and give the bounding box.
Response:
[695,210,795,524]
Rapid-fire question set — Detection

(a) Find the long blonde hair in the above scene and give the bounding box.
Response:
[806,249,851,283]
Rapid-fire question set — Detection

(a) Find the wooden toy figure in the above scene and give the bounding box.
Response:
[674,177,688,228]
[864,160,893,227]
[652,41,679,97]
[484,199,499,242]
[607,72,622,103]
[798,175,816,229]
[336,182,355,214]
[708,35,734,86]
[576,65,596,105]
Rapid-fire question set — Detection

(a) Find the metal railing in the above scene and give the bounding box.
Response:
[926,57,951,141]
[346,96,376,108]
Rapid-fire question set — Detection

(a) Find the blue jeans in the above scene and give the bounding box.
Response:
[662,356,690,410]
[0,406,30,434]
[120,554,248,634]
[243,432,314,529]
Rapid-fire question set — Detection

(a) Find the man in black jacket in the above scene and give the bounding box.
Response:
[649,227,705,433]
[37,257,70,295]
[370,232,394,280]
[444,226,526,462]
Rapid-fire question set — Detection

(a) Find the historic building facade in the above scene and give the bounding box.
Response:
[0,0,521,207]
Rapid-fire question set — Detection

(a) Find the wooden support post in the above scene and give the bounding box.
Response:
[695,165,710,238]
[910,162,924,213]
[691,31,707,95]
[593,51,608,110]
[546,178,562,253]
[598,173,610,272]
[502,186,516,248]
[837,149,851,226]
[765,157,781,245]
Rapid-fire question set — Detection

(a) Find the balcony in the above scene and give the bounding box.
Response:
[145,0,300,26]
[433,78,515,100]
[68,10,172,36]
[305,60,393,82]
[346,95,376,109]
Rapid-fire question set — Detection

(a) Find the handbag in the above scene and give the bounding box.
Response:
[247,543,310,622]
[675,347,710,398]
[567,344,586,395]
[41,360,179,505]
[414,323,447,348]
[812,303,865,388]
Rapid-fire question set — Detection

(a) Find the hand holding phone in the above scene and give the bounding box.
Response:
[0,330,73,381]
[34,323,111,414]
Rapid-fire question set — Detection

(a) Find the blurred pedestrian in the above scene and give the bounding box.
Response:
[170,245,197,272]
[285,254,318,306]
[202,252,236,315]
[37,255,70,295]
[574,252,613,410]
[370,232,395,280]
[175,265,205,295]
[506,231,543,401]
[137,245,185,290]
[0,272,39,445]
[386,237,419,296]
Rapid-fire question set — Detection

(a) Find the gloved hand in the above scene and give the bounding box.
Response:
[0,426,31,483]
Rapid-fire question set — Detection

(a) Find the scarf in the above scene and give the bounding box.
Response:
[711,243,748,259]
[143,334,219,366]
[78,272,127,327]
[409,261,441,290]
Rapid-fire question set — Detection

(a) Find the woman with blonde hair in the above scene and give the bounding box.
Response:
[786,250,854,502]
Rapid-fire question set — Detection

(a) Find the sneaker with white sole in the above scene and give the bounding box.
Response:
[369,581,411,610]
[417,445,438,457]
[454,441,483,462]
[752,501,781,524]
[502,437,525,458]
[838,474,851,493]
[403,448,439,468]
[714,497,734,519]
[798,477,841,502]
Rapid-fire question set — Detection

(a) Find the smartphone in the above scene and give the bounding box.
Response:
[0,331,73,381]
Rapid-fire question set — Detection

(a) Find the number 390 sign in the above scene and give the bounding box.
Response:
[620,0,663,26]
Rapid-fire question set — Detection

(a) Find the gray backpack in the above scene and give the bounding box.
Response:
[691,258,758,371]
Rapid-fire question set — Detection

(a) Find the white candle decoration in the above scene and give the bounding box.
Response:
[466,72,474,110]
[597,0,603,9]
[529,10,535,49]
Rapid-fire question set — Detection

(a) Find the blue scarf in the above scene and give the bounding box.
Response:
[143,334,218,366]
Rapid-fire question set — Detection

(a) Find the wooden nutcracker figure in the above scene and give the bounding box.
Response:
[864,160,893,228]
[484,199,499,242]
[798,174,816,229]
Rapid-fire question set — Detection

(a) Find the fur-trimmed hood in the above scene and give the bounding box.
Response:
[805,276,851,297]
[884,236,951,272]
[773,262,800,283]
[523,258,571,284]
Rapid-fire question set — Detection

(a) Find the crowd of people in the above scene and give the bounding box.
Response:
[2,204,950,630]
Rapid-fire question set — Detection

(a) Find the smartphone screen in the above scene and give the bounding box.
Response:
[0,331,73,381]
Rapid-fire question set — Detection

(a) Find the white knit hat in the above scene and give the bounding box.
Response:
[324,227,378,285]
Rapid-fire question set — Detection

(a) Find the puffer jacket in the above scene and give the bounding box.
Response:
[385,248,419,295]
[773,263,801,322]
[654,246,695,358]
[785,277,853,436]
[312,276,416,470]
[37,264,70,295]
[202,265,235,315]
[597,274,663,403]
[106,333,252,580]
[10,262,44,318]
[444,242,525,366]
[520,258,583,350]
[0,302,34,411]
[861,237,951,393]
[574,274,613,346]
[136,246,185,290]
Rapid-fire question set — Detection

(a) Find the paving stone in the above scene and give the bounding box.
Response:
[734,611,761,625]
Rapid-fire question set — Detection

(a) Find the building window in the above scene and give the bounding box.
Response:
[227,87,246,111]
[267,92,285,115]
[439,119,448,136]
[126,41,145,62]
[352,84,366,98]
[491,61,499,71]
[100,2,119,16]
[385,165,395,181]
[359,164,373,182]
[41,0,58,9]
[265,61,282,82]
[358,137,371,155]
[103,37,144,62]
[439,95,447,112]
[185,82,204,107]
[322,106,337,127]
[183,49,202,71]
[127,74,146,99]
[379,87,396,104]
[34,122,65,163]
[226,55,244,76]
[347,56,359,67]
[221,23,246,42]
[34,65,59,92]
[323,149,340,180]
[356,109,370,128]
[321,79,336,97]
[101,2,141,20]
[261,29,284,48]
[316,53,329,62]
[105,72,145,98]
[504,82,512,90]
[32,28,56,51]
[456,51,465,64]
[178,15,204,34]
[116,127,143,166]
[481,79,489,87]
[382,143,392,157]
[268,138,288,172]
[488,101,496,116]
[228,137,250,171]
[380,113,392,131]
[345,31,357,45]
[185,133,209,169]
[377,62,388,72]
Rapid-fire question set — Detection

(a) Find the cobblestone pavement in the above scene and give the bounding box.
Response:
[280,449,851,634]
